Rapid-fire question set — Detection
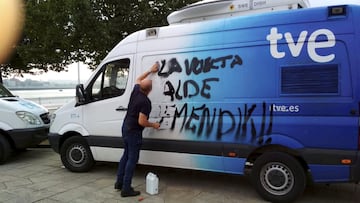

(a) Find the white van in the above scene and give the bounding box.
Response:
[49,0,360,202]
[0,82,50,163]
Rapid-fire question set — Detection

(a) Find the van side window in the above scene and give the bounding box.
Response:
[89,59,130,101]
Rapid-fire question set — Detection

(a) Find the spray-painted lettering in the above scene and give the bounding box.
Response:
[157,102,273,142]
[158,55,243,77]
[163,78,219,101]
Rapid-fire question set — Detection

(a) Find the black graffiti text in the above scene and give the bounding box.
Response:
[158,55,243,78]
[168,102,273,141]
[163,78,219,101]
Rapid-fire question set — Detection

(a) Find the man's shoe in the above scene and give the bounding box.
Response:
[121,189,141,197]
[114,182,122,190]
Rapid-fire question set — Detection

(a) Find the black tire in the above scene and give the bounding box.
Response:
[251,152,306,203]
[60,136,95,172]
[0,135,12,164]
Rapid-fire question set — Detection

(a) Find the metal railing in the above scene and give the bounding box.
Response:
[26,96,74,112]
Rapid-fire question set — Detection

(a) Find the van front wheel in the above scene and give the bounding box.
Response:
[251,152,306,203]
[60,136,94,172]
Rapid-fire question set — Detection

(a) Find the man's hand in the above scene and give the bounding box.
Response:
[136,62,160,84]
[152,122,161,130]
[150,62,159,73]
[139,113,161,129]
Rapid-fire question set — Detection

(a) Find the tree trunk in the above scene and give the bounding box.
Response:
[0,69,2,84]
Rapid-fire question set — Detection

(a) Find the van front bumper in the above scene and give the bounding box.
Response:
[48,133,61,153]
[301,148,360,183]
[8,126,49,149]
[350,154,360,182]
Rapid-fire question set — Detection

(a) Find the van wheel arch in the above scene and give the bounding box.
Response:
[245,145,311,182]
[0,133,13,164]
[0,130,16,149]
[60,135,95,172]
[59,131,82,150]
[246,145,308,167]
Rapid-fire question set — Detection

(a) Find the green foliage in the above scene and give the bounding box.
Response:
[0,0,197,79]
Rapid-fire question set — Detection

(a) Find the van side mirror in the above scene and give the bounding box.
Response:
[75,84,86,106]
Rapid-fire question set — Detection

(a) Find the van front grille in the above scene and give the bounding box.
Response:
[40,113,50,124]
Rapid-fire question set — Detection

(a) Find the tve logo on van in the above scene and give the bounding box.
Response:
[266,27,336,63]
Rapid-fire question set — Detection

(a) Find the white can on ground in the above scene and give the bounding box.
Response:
[146,172,159,195]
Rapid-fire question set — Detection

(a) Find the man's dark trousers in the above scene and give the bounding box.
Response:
[116,126,142,192]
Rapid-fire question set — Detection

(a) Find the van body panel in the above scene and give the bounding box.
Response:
[50,101,85,135]
[309,165,350,182]
[102,33,138,62]
[82,55,135,138]
[0,97,48,129]
[0,122,12,131]
[57,123,89,137]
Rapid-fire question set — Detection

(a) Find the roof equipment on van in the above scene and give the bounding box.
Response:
[146,28,159,38]
[167,0,310,24]
[328,5,347,17]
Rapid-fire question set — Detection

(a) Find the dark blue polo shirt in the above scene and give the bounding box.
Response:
[123,84,151,132]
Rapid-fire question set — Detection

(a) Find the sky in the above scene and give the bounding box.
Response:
[17,0,360,82]
[15,62,93,82]
[41,62,94,82]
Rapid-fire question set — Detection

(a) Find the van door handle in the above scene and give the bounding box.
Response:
[116,106,128,111]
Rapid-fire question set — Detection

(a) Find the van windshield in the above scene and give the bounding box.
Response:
[0,83,15,97]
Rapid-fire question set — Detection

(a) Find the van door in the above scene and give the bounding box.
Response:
[82,57,133,141]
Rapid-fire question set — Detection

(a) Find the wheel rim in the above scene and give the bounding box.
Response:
[260,162,294,196]
[68,144,87,165]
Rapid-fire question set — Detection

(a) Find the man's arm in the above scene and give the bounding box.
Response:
[138,113,160,129]
[136,62,159,84]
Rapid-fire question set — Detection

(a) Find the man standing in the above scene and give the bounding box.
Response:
[115,62,161,197]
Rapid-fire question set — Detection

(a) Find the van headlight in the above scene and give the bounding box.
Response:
[50,113,56,123]
[16,111,41,125]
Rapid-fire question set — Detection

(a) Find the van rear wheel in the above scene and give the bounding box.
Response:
[60,136,94,172]
[251,152,306,203]
[0,135,11,164]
